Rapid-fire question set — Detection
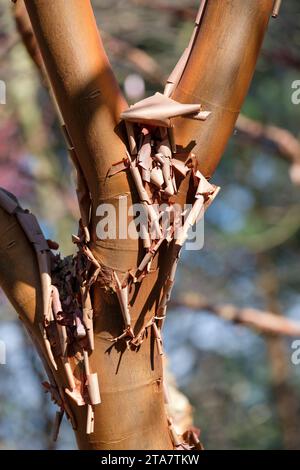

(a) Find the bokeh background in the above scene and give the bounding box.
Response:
[1,0,300,449]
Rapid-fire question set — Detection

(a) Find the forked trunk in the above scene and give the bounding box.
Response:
[0,0,275,450]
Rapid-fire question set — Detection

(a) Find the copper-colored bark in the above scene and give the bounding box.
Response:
[0,206,42,325]
[0,0,275,450]
[22,0,172,450]
[172,0,274,178]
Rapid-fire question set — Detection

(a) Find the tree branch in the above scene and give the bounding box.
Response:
[24,0,128,198]
[13,0,44,72]
[0,204,42,326]
[171,0,275,178]
[15,2,300,190]
[0,34,19,64]
[171,294,300,337]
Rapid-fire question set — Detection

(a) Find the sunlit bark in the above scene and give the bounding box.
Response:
[0,0,275,450]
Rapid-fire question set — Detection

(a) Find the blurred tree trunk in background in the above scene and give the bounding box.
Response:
[258,254,300,449]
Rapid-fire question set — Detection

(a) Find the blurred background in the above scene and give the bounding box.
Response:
[0,0,300,449]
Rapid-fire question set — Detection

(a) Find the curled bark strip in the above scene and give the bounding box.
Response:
[61,357,76,391]
[136,235,167,275]
[152,322,164,356]
[157,266,177,325]
[51,285,68,357]
[22,317,76,432]
[108,326,134,346]
[167,417,203,450]
[65,388,86,408]
[107,157,130,177]
[81,286,94,351]
[272,0,282,18]
[163,380,171,405]
[121,92,210,128]
[83,350,101,406]
[167,416,182,448]
[125,122,138,156]
[176,197,204,247]
[52,410,64,442]
[86,404,95,435]
[164,0,207,97]
[150,166,164,188]
[39,323,58,371]
[113,271,131,329]
[107,89,219,356]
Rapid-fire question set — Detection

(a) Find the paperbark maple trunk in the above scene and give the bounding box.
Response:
[0,0,274,450]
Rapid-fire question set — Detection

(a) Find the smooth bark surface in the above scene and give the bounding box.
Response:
[0,0,275,450]
[172,0,274,178]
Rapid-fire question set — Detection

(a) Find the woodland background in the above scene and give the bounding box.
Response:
[0,0,300,449]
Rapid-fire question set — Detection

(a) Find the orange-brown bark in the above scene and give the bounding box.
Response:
[172,0,274,178]
[0,0,275,450]
[21,0,172,450]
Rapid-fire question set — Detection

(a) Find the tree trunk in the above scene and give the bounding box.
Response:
[0,0,274,450]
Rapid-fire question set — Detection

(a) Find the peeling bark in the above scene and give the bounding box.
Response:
[0,0,276,450]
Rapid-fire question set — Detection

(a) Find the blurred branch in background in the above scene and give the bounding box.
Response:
[236,115,300,186]
[17,167,79,220]
[0,34,19,63]
[129,0,196,19]
[262,49,300,71]
[103,31,166,85]
[171,294,300,337]
[215,204,300,254]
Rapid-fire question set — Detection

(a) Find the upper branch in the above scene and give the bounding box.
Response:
[171,295,300,338]
[172,0,275,178]
[24,0,128,198]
